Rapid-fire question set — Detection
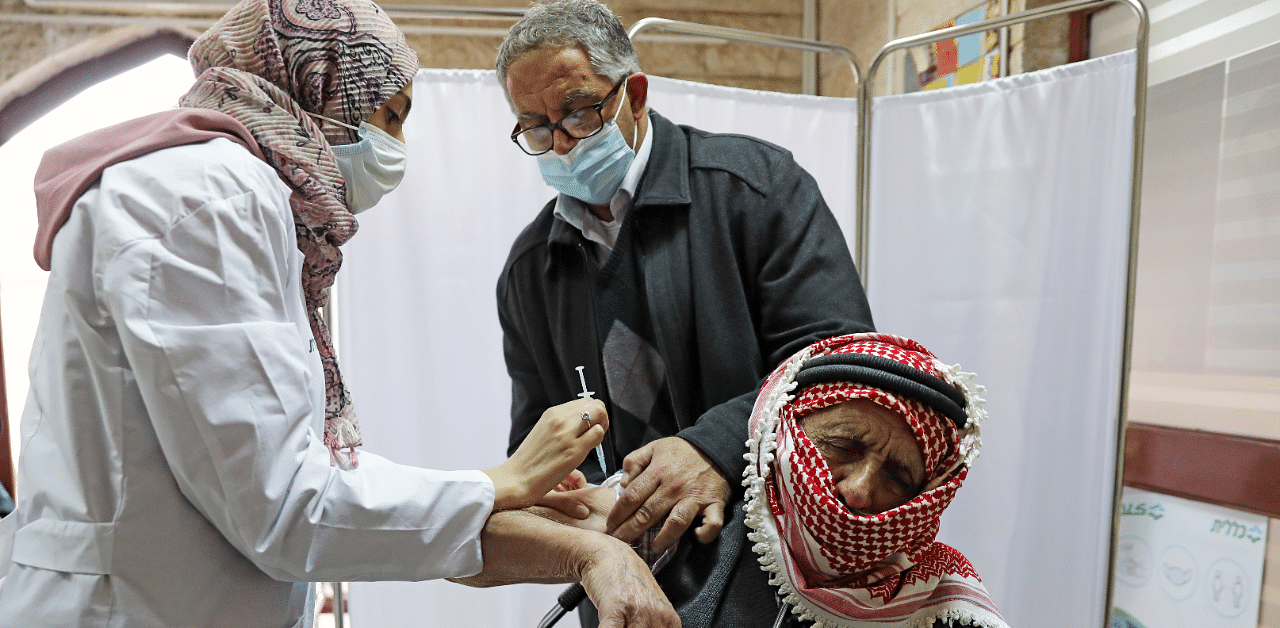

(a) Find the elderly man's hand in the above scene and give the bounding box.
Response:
[606,437,729,549]
[448,510,678,628]
[581,537,682,628]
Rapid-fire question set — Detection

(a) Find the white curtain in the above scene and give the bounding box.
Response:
[338,69,561,628]
[336,69,860,628]
[866,51,1137,628]
[337,54,1135,628]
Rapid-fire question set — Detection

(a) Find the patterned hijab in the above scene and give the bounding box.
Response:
[181,0,418,468]
[744,333,1008,628]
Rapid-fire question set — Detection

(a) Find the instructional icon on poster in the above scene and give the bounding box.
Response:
[1112,487,1267,627]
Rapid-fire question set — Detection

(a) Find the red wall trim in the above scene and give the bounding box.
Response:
[1123,422,1280,518]
[1070,6,1107,63]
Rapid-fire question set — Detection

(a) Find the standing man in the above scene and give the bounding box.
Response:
[495,1,875,625]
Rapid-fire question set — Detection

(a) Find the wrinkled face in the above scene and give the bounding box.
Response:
[505,45,637,156]
[365,82,413,143]
[801,399,926,515]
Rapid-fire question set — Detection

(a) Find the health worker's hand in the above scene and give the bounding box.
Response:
[485,399,607,511]
[534,469,598,520]
[605,437,729,549]
[530,480,617,532]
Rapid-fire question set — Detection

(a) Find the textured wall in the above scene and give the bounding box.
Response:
[0,0,114,87]
[0,1,1080,102]
[0,0,809,95]
[817,0,1078,97]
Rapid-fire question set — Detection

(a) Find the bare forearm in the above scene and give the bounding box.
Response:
[448,509,606,587]
[450,510,680,627]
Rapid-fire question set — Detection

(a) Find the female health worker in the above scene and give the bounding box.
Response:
[0,0,678,626]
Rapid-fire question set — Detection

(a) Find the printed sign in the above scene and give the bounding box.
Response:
[1112,487,1268,628]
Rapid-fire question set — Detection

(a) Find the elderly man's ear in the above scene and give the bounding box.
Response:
[623,73,648,118]
[619,73,649,150]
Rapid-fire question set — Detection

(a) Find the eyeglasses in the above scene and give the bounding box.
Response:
[510,77,627,156]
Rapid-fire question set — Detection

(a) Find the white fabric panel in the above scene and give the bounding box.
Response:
[337,69,566,628]
[336,69,861,628]
[645,78,860,251]
[337,58,1136,628]
[866,51,1137,628]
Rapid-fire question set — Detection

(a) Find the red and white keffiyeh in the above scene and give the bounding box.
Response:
[744,333,1009,628]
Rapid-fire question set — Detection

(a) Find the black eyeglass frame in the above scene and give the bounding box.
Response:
[509,76,629,156]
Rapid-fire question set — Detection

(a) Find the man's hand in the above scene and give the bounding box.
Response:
[485,399,607,511]
[581,538,682,628]
[606,437,730,549]
[448,510,679,628]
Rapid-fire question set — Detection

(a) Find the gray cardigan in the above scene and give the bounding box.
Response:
[497,110,875,626]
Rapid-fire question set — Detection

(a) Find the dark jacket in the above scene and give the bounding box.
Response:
[497,110,875,626]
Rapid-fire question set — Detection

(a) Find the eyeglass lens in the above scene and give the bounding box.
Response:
[515,106,604,154]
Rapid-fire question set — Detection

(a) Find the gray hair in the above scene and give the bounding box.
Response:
[496,0,642,106]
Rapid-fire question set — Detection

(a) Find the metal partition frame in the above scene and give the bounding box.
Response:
[627,17,862,98]
[855,1,1149,624]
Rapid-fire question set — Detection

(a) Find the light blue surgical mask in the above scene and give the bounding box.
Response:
[309,112,408,214]
[537,86,636,206]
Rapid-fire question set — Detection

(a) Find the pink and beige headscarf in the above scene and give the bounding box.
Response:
[33,0,417,468]
[182,0,417,468]
[744,333,1009,628]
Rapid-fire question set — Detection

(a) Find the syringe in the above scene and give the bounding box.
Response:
[575,365,607,474]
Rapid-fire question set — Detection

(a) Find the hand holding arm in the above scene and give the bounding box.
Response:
[449,510,679,628]
[605,437,730,548]
[484,399,607,511]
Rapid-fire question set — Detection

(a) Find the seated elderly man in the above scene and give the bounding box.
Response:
[539,333,1009,628]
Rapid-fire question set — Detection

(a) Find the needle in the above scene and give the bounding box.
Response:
[575,365,607,474]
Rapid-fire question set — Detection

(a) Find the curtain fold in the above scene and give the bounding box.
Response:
[867,50,1137,628]
[338,70,863,628]
[339,69,562,628]
[338,55,1135,627]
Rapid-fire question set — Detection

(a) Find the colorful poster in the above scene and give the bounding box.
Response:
[1112,487,1268,628]
[914,0,1002,90]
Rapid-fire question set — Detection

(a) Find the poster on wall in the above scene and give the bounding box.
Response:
[1112,487,1269,628]
[910,0,1002,91]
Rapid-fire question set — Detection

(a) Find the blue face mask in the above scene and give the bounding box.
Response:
[536,88,635,206]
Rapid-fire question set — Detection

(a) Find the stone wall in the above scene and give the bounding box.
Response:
[0,0,1082,110]
[0,0,811,95]
[0,0,113,86]
[0,0,1080,103]
[816,0,1078,98]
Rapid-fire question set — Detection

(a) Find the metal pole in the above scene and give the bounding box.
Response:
[1000,0,1010,79]
[1106,1,1149,625]
[855,2,1149,626]
[802,0,818,95]
[627,17,862,92]
[332,582,345,628]
[627,18,863,265]
[886,0,896,95]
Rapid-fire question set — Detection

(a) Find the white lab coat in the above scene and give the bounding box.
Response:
[0,138,494,628]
